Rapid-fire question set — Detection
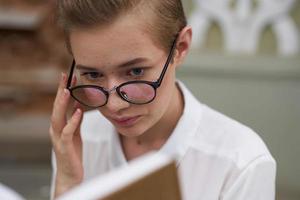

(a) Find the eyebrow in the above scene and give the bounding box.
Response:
[119,57,148,68]
[76,57,149,71]
[76,65,98,71]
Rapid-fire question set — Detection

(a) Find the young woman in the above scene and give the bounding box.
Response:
[50,0,276,199]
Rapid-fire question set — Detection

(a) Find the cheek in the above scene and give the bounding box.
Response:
[154,71,176,105]
[146,82,174,118]
[145,101,164,118]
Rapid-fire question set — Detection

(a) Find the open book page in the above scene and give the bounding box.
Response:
[57,152,182,200]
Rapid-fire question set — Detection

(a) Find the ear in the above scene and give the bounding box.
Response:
[173,26,192,67]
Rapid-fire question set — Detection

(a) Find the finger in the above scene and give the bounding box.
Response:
[73,100,84,112]
[49,125,59,144]
[72,101,84,136]
[61,108,83,142]
[53,73,67,105]
[51,88,70,133]
[50,73,67,141]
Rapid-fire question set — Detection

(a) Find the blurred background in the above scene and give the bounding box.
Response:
[0,0,299,199]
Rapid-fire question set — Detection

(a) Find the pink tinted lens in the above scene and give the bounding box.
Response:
[119,83,155,104]
[72,87,107,107]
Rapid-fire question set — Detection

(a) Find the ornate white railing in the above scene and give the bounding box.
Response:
[189,0,300,56]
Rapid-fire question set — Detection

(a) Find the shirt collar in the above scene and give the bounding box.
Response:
[109,129,128,169]
[109,81,203,167]
[159,81,203,165]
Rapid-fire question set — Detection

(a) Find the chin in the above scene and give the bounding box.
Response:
[116,124,148,138]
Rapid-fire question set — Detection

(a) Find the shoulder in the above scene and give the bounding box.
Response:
[81,109,114,143]
[177,81,275,167]
[191,104,275,168]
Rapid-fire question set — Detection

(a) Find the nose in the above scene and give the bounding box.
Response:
[105,88,130,113]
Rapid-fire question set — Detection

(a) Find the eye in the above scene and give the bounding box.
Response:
[128,68,144,76]
[81,71,102,79]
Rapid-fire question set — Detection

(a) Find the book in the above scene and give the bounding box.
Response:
[57,152,182,200]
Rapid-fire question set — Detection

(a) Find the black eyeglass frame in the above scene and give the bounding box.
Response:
[66,36,178,108]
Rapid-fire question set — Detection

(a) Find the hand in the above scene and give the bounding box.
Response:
[49,73,84,197]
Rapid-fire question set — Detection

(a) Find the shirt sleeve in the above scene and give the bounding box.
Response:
[0,183,24,200]
[221,155,277,200]
[50,151,57,200]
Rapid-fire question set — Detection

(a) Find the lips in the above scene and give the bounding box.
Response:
[111,115,141,127]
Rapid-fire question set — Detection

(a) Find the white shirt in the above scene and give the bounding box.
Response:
[51,82,276,200]
[0,183,24,200]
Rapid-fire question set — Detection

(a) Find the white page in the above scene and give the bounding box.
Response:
[57,152,176,200]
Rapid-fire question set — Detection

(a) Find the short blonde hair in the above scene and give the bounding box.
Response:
[56,0,187,52]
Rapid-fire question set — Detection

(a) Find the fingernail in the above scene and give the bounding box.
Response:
[63,89,69,96]
[75,109,81,116]
[62,73,67,82]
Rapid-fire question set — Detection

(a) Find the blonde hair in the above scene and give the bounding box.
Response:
[56,0,187,52]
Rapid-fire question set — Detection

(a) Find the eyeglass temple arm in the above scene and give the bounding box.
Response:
[156,36,178,87]
[66,60,76,89]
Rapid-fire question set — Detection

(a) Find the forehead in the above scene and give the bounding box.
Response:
[69,14,165,69]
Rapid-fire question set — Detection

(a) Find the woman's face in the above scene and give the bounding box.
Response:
[70,15,179,138]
